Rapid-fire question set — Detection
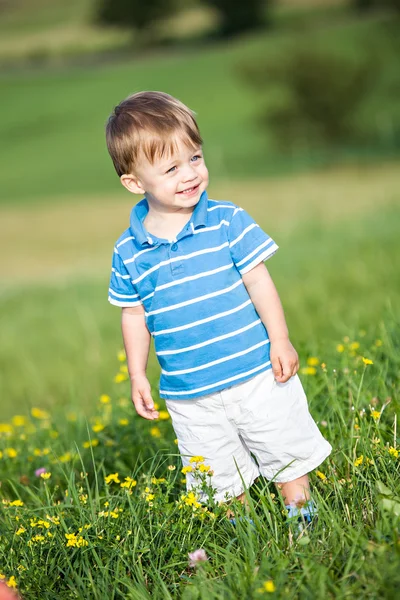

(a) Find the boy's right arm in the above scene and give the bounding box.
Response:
[121,306,159,420]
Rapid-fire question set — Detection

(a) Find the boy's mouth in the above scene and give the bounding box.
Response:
[177,183,200,196]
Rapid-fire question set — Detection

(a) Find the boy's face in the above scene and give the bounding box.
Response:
[122,137,209,213]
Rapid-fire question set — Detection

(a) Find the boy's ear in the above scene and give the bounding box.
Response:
[120,173,145,195]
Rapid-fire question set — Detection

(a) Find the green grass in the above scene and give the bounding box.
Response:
[0,13,398,206]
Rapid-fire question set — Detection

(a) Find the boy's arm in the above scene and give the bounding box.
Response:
[121,306,159,420]
[242,263,299,383]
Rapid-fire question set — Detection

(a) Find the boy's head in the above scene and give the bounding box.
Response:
[106,91,209,211]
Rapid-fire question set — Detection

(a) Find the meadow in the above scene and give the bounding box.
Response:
[1,2,400,598]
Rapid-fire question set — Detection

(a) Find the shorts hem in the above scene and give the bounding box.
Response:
[262,443,332,484]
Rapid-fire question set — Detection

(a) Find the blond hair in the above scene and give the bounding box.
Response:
[106,91,203,176]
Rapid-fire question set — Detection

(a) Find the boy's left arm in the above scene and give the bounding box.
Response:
[242,263,299,383]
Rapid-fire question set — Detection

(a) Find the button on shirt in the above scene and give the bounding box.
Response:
[108,191,279,400]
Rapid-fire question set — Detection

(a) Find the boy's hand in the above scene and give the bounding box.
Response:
[270,338,299,383]
[131,375,159,420]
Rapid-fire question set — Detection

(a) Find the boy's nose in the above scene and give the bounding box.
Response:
[182,165,197,182]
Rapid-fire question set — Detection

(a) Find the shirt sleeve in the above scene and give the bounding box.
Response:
[228,207,279,274]
[108,248,142,307]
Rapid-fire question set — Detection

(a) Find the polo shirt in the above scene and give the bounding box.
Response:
[108,191,279,400]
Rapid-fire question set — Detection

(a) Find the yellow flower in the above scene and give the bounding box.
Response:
[105,472,120,484]
[119,364,128,374]
[151,477,166,485]
[362,357,373,365]
[66,412,77,422]
[182,466,193,474]
[49,430,59,439]
[40,472,51,480]
[59,452,73,462]
[307,357,319,367]
[31,407,50,420]
[12,415,28,427]
[343,336,350,343]
[118,397,129,407]
[6,576,17,589]
[16,527,26,536]
[5,448,18,458]
[118,418,129,426]
[92,424,105,433]
[83,439,99,448]
[157,410,170,420]
[350,342,360,351]
[120,477,137,489]
[100,394,111,404]
[199,464,211,473]
[388,446,399,458]
[117,350,126,362]
[150,426,161,438]
[316,470,326,480]
[375,339,383,347]
[9,500,24,507]
[300,367,316,375]
[336,344,345,353]
[0,423,13,435]
[33,448,42,456]
[174,438,179,445]
[189,456,205,463]
[168,465,176,471]
[145,494,155,502]
[259,580,276,593]
[371,410,381,421]
[321,362,327,369]
[114,373,128,383]
[79,494,88,504]
[354,455,364,467]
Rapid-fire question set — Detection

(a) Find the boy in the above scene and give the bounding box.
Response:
[106,91,331,523]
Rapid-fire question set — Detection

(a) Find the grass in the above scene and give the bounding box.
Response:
[0,12,398,206]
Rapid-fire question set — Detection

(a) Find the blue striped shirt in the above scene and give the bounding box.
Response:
[108,191,278,400]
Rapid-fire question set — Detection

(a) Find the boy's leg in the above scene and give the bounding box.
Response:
[275,474,310,505]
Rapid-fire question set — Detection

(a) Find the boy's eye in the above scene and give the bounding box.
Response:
[166,166,176,174]
[191,155,202,162]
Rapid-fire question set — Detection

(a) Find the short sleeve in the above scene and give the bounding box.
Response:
[108,249,142,307]
[228,207,279,274]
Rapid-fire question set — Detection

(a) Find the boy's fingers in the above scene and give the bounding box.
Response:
[271,356,283,380]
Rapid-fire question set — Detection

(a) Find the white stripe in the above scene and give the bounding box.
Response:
[239,244,279,274]
[191,220,230,234]
[108,288,139,299]
[124,245,157,266]
[132,242,229,285]
[141,263,234,303]
[162,340,268,375]
[233,207,243,216]
[236,239,273,267]
[157,320,262,356]
[207,204,235,212]
[153,299,252,336]
[116,236,135,248]
[146,279,243,317]
[112,267,131,279]
[229,223,259,248]
[160,362,271,396]
[108,297,142,307]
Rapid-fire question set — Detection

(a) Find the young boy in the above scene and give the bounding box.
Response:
[106,91,331,523]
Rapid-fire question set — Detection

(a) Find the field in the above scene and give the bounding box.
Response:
[1,1,400,598]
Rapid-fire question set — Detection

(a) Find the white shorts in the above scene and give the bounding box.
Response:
[166,368,332,503]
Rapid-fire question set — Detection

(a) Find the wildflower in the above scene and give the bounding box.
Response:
[157,410,170,420]
[199,464,211,473]
[190,456,205,463]
[0,423,13,435]
[31,407,50,420]
[6,575,17,589]
[300,367,316,375]
[145,494,155,502]
[92,424,105,433]
[375,339,383,347]
[258,580,276,593]
[117,350,126,361]
[150,426,161,438]
[5,448,18,458]
[9,500,24,507]
[354,455,364,467]
[307,357,319,367]
[35,467,47,477]
[336,344,345,353]
[40,472,51,480]
[67,412,77,422]
[118,418,129,426]
[188,548,208,567]
[114,373,128,383]
[371,436,380,445]
[79,494,88,504]
[183,492,201,509]
[12,415,27,427]
[167,465,176,471]
[388,446,399,458]
[105,473,120,484]
[83,439,99,448]
[174,438,179,445]
[362,357,373,365]
[370,410,381,421]
[16,527,26,536]
[182,466,193,474]
[119,364,128,374]
[65,533,88,548]
[321,363,327,369]
[316,470,326,481]
[120,477,137,489]
[59,452,73,462]
[99,394,111,404]
[118,397,129,407]
[350,342,360,351]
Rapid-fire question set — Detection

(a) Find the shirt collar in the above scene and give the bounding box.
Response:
[129,190,209,246]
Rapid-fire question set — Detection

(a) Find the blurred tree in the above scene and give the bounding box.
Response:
[202,0,269,37]
[95,0,174,32]
[352,0,400,10]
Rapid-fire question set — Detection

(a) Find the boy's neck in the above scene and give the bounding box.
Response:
[144,205,194,241]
